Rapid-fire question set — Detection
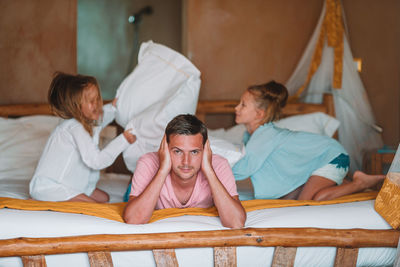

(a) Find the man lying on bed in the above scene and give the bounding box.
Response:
[123,114,246,228]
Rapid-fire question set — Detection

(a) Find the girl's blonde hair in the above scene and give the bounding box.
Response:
[247,80,288,124]
[48,72,102,136]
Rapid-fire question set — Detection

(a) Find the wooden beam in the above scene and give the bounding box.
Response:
[0,228,398,257]
[195,93,334,120]
[0,104,52,117]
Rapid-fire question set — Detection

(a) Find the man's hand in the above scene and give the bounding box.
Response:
[123,135,171,224]
[158,135,171,175]
[201,140,213,172]
[201,139,246,228]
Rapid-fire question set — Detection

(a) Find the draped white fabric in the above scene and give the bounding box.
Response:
[286,2,383,173]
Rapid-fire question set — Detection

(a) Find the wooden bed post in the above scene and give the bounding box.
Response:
[214,246,237,267]
[271,247,297,267]
[323,93,335,118]
[21,255,47,267]
[153,249,179,267]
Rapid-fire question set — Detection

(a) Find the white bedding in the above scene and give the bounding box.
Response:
[0,200,395,266]
[0,114,396,266]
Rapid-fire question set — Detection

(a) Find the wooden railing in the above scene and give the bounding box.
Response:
[1,227,398,267]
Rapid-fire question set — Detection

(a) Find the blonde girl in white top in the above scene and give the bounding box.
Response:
[30,72,136,202]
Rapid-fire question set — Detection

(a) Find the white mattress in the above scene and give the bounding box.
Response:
[0,198,396,267]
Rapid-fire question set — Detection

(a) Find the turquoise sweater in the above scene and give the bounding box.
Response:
[232,123,347,199]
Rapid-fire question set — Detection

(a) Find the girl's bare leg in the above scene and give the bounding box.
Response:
[68,194,97,203]
[297,176,336,200]
[90,188,109,203]
[67,188,109,203]
[281,185,304,200]
[299,171,385,201]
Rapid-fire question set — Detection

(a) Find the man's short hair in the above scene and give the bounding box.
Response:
[165,114,208,145]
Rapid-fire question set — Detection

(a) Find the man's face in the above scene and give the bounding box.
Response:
[168,133,204,182]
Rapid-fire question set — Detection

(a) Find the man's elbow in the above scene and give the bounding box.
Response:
[123,213,150,224]
[123,208,150,225]
[222,214,246,229]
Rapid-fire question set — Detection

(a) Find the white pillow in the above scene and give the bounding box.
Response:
[0,116,61,199]
[274,112,340,137]
[117,41,201,172]
[208,136,244,167]
[115,40,201,127]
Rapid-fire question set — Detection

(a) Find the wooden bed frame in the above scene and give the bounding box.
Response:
[0,93,398,267]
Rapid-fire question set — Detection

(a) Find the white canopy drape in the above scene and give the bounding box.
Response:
[286,1,383,173]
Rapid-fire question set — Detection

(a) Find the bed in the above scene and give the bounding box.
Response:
[0,94,398,267]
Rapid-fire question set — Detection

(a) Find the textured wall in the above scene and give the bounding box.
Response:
[0,0,398,146]
[0,0,77,104]
[78,0,182,100]
[184,0,399,146]
[343,0,400,147]
[184,0,323,101]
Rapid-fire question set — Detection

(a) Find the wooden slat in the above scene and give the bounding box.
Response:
[214,246,236,267]
[87,251,113,267]
[0,104,52,117]
[334,248,359,267]
[0,228,398,257]
[271,246,297,267]
[196,93,334,119]
[21,255,47,267]
[0,95,334,120]
[153,248,179,267]
[323,93,335,117]
[0,100,112,118]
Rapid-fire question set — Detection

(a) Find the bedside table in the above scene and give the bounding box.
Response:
[363,147,396,175]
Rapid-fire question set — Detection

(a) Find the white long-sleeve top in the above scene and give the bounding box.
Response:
[29,104,129,201]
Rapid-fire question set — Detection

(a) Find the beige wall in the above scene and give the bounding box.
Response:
[0,0,398,146]
[0,0,77,104]
[184,0,399,146]
[342,0,400,147]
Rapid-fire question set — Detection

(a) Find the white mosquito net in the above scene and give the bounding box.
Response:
[286,0,383,173]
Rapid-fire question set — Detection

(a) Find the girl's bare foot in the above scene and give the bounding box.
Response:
[353,170,385,191]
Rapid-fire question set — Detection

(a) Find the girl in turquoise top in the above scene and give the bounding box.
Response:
[232,81,385,201]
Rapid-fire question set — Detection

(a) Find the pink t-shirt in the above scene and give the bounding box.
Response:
[130,152,238,209]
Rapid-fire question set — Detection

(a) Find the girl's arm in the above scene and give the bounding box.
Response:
[71,123,131,170]
[232,126,280,180]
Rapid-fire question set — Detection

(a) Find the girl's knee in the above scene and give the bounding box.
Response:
[312,191,330,201]
[92,188,110,203]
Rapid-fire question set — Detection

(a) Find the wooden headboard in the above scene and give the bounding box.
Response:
[195,94,335,123]
[0,94,335,121]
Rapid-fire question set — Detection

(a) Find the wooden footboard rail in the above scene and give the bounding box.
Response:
[0,227,398,267]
